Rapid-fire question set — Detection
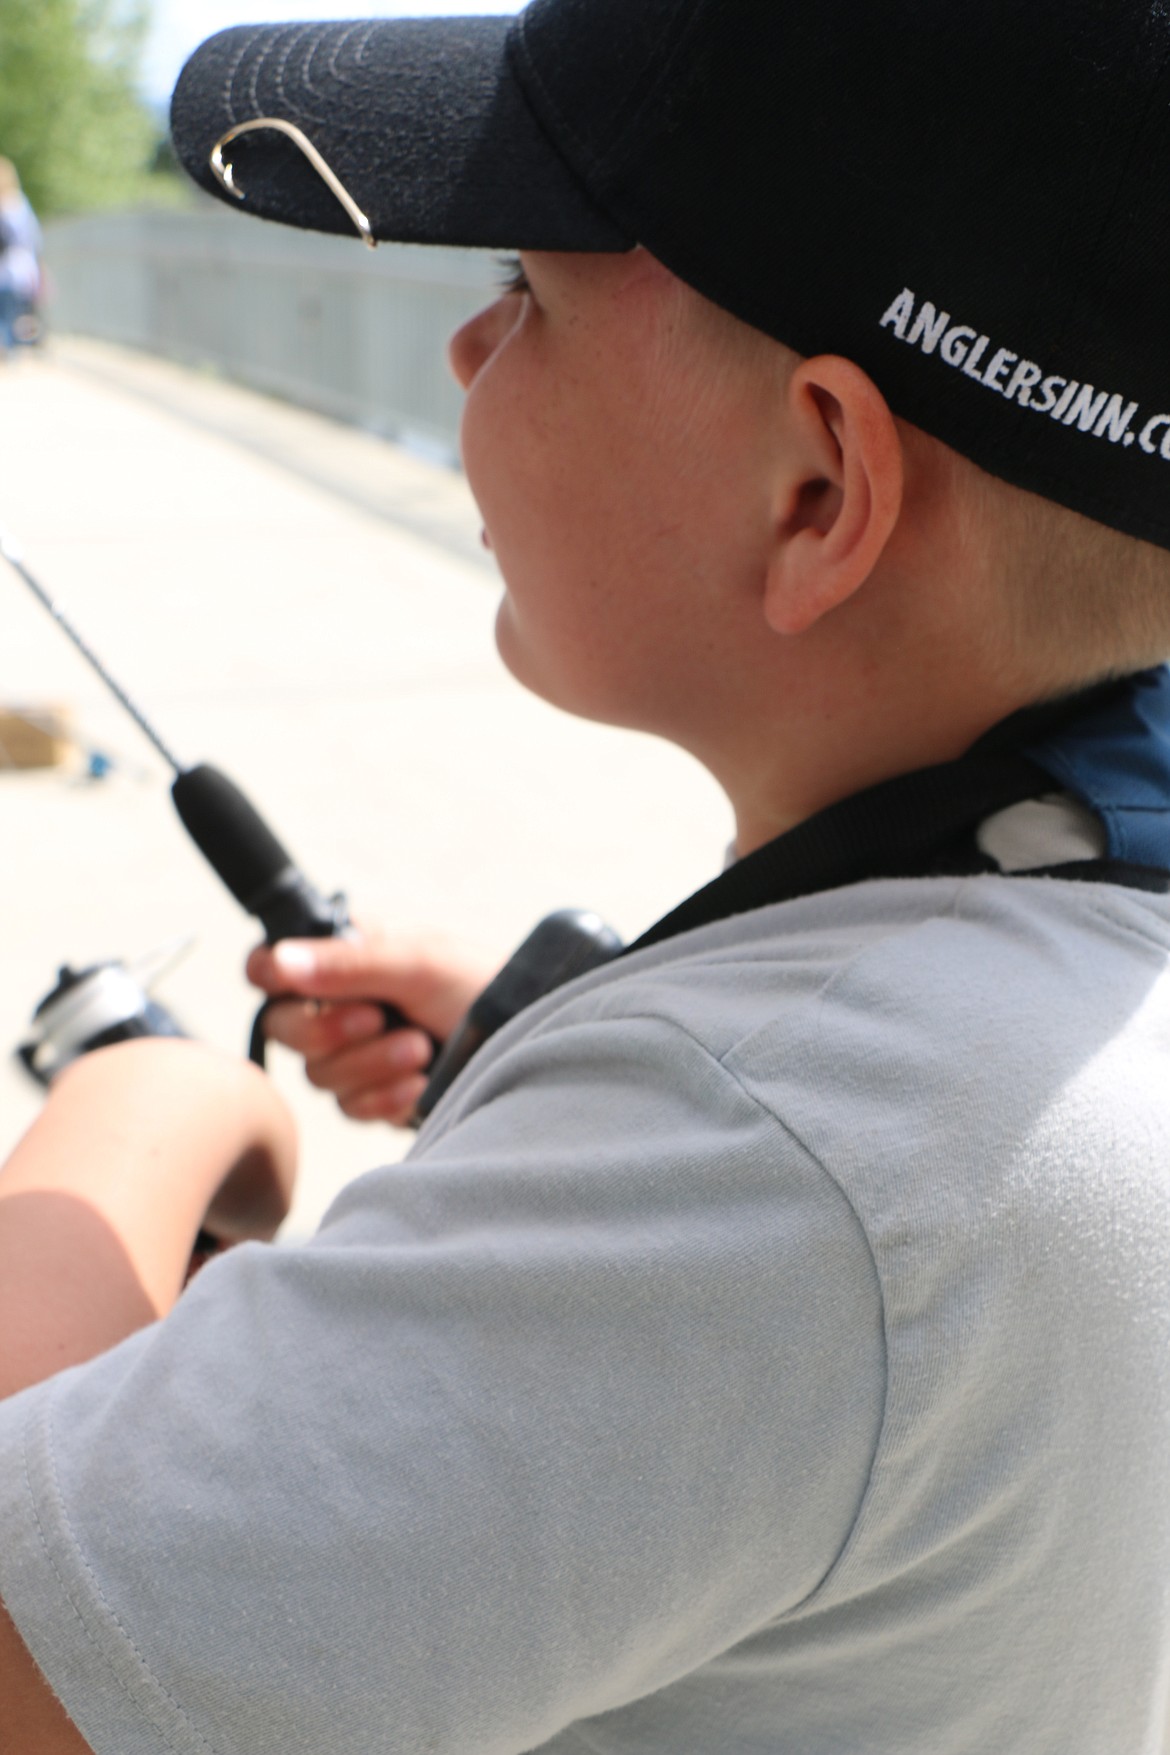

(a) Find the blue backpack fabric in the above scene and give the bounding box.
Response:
[1026,667,1170,872]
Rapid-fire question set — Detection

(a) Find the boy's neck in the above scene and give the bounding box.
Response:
[712,523,1086,859]
[721,654,1041,860]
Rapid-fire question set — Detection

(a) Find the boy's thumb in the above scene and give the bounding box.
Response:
[254,936,390,1000]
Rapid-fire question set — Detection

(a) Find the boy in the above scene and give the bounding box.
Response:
[3,1,1170,1749]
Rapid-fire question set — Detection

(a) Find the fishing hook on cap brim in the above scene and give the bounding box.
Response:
[210,118,377,250]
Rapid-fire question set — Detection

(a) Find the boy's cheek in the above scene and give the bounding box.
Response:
[459,379,538,533]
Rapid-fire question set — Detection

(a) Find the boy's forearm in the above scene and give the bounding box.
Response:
[0,1189,160,1401]
[0,1041,296,1400]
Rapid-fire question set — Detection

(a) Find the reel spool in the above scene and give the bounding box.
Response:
[17,945,190,1088]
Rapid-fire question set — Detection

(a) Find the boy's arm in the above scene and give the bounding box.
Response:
[0,1010,882,1755]
[0,1039,297,1399]
[1,1598,94,1754]
[0,1039,296,1752]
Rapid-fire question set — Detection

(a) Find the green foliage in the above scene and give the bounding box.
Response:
[0,0,158,215]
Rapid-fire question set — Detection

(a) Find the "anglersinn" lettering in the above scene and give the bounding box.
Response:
[879,288,1170,459]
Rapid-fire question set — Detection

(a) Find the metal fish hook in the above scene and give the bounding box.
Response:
[210,117,377,250]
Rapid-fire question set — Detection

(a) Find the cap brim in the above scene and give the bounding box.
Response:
[170,16,632,252]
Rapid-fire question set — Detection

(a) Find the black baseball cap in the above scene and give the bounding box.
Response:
[172,0,1170,552]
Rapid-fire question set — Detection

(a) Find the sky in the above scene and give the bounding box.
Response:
[142,0,522,103]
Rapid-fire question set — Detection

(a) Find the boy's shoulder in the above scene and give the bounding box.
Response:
[442,869,1170,1264]
[452,872,1170,1667]
[488,868,1170,1074]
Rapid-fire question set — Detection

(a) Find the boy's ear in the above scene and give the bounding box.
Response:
[764,356,904,636]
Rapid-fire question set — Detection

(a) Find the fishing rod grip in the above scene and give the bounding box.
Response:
[170,764,414,1063]
[415,909,623,1122]
[171,764,347,942]
[170,771,623,1121]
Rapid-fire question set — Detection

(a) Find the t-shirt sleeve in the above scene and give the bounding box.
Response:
[0,1013,884,1755]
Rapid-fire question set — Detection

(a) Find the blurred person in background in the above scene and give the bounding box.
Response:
[0,159,43,356]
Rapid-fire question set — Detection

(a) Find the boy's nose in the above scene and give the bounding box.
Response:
[448,295,519,390]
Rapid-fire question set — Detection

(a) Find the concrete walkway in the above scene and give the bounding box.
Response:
[0,338,730,1235]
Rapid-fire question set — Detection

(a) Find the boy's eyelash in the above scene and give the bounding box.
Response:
[496,254,530,296]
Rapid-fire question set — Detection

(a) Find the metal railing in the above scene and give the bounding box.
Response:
[44,206,500,461]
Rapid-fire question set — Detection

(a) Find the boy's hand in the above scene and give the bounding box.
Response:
[246,931,501,1125]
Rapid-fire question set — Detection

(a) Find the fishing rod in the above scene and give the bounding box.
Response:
[2,529,621,1105]
[1,528,363,950]
[1,524,408,1078]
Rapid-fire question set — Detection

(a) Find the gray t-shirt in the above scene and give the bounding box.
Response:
[1,873,1169,1754]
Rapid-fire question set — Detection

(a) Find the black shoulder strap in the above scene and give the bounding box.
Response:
[630,747,1170,957]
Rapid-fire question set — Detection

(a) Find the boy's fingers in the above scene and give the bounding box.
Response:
[247,936,421,1003]
[303,1030,434,1100]
[258,992,436,1127]
[261,999,386,1059]
[246,930,501,1043]
[340,1075,430,1126]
